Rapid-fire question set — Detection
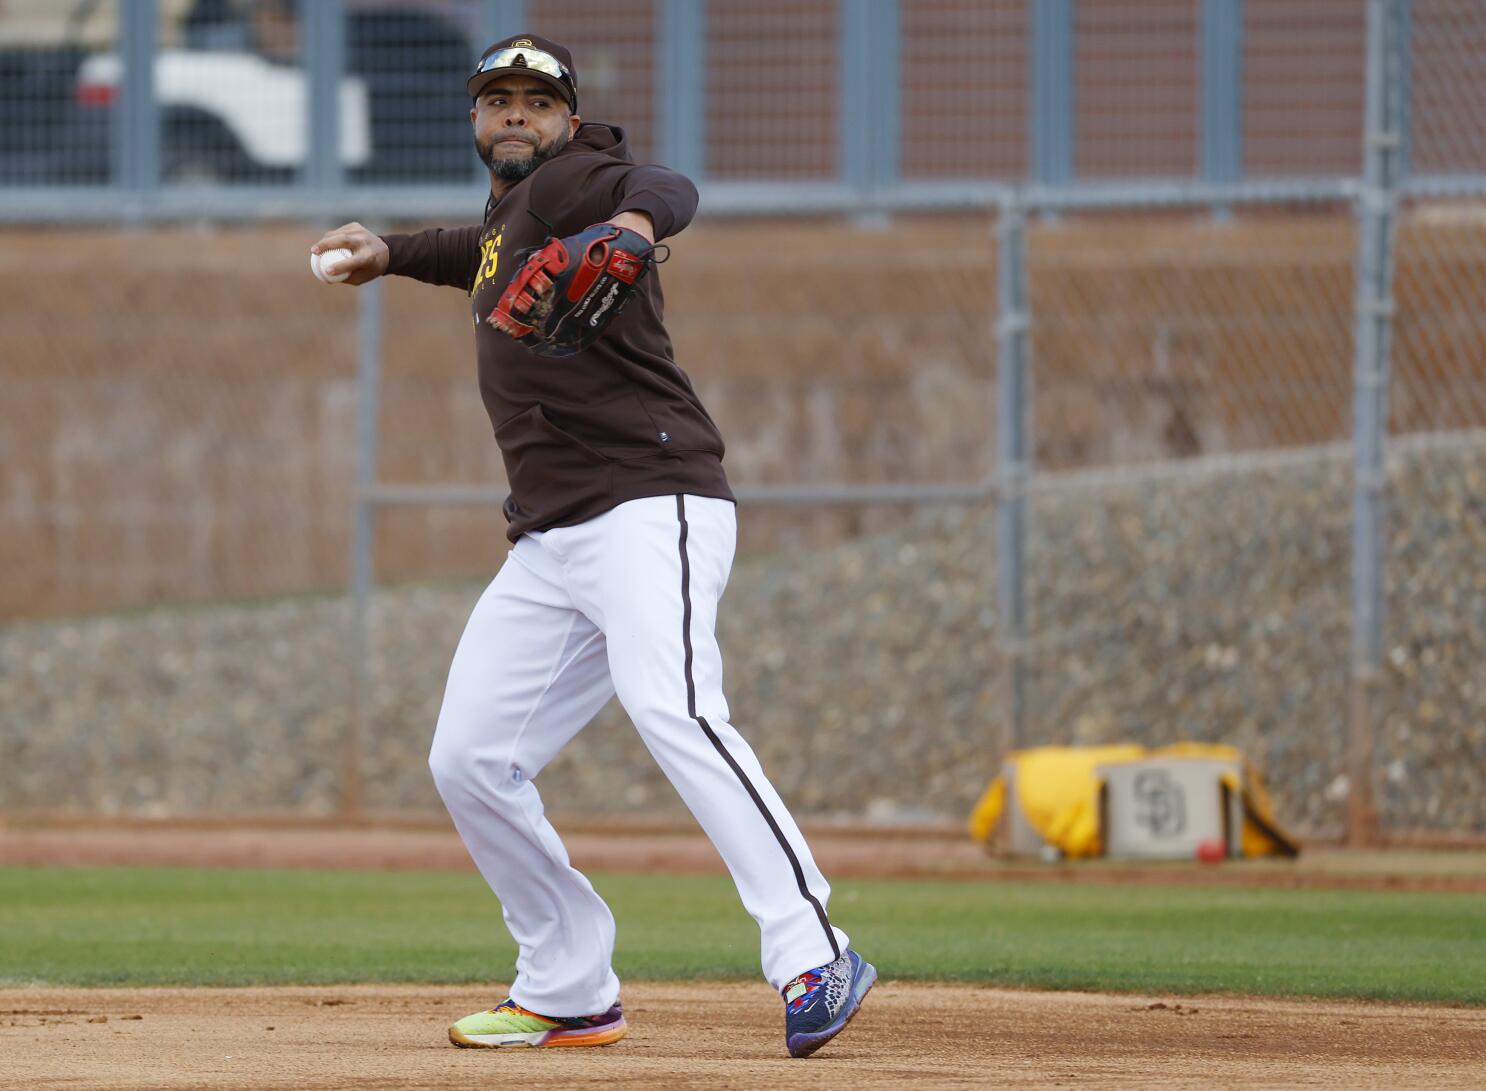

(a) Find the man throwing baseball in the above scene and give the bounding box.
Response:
[310,34,873,1059]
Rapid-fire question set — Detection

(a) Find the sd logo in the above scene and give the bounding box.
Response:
[1134,769,1186,837]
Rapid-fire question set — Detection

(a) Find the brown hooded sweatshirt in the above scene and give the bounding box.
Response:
[380,122,733,542]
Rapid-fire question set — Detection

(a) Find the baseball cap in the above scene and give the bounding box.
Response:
[469,34,578,111]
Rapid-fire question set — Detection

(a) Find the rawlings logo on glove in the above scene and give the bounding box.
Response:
[488,222,662,358]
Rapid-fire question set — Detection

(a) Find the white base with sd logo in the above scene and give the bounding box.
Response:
[1097,757,1245,860]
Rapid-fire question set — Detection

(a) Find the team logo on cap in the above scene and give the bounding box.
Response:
[511,38,533,46]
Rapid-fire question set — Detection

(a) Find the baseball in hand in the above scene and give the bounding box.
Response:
[311,247,353,284]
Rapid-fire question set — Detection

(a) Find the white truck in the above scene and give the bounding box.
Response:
[74,48,371,182]
[38,0,473,185]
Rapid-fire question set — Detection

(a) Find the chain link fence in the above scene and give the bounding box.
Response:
[1,0,1440,209]
[0,0,118,185]
[1242,0,1366,177]
[1,0,1482,839]
[1020,206,1360,835]
[0,224,362,813]
[1372,1,1486,834]
[901,0,1025,179]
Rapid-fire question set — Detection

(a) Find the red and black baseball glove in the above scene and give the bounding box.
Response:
[488,222,661,358]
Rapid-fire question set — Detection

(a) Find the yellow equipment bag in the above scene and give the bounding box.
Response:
[968,742,1299,858]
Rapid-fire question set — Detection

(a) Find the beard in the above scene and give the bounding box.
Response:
[478,127,571,181]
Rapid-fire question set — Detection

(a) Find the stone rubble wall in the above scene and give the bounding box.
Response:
[4,437,1481,836]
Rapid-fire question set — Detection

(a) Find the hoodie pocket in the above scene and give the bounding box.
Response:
[494,404,613,525]
[636,392,726,457]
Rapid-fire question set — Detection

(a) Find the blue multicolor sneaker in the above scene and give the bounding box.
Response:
[782,949,877,1058]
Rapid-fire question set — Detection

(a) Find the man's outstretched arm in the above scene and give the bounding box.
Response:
[607,164,697,242]
[311,222,483,291]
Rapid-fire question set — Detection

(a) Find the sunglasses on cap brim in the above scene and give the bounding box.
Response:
[472,47,575,100]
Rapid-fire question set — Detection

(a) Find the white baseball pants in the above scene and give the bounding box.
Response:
[428,494,847,1017]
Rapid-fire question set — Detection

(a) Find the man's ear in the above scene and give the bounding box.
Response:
[470,105,478,126]
[568,112,582,138]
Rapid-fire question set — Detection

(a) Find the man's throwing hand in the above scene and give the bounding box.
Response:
[309,223,390,286]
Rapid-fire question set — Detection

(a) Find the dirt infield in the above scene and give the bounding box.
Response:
[3,982,1485,1090]
[6,826,1486,1087]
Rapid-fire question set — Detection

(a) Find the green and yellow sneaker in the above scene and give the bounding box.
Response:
[448,997,627,1049]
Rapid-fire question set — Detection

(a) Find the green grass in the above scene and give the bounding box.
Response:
[1,867,1482,1003]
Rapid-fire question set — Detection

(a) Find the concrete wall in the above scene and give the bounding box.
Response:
[7,212,1484,618]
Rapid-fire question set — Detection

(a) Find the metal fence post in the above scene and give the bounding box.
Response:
[658,0,705,180]
[996,195,1030,757]
[840,0,900,217]
[117,0,159,193]
[303,0,345,193]
[1200,0,1243,216]
[346,279,383,819]
[476,3,530,182]
[1348,0,1405,847]
[1396,0,1413,182]
[481,0,529,41]
[1030,0,1074,190]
